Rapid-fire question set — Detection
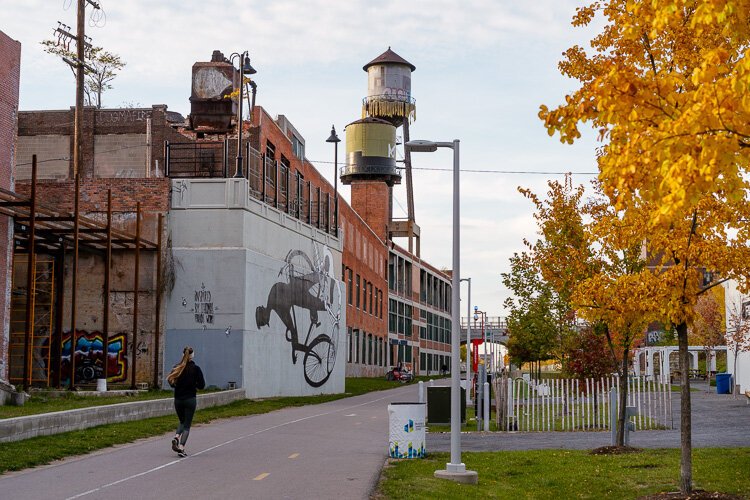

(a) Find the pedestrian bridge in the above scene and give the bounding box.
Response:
[460,317,508,344]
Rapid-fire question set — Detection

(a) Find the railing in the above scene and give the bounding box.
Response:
[495,374,673,432]
[165,141,227,178]
[166,140,336,236]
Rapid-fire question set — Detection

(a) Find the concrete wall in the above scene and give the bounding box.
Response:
[0,389,244,443]
[166,178,345,398]
[723,279,750,393]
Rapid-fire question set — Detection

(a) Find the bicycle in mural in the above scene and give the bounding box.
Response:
[256,244,342,387]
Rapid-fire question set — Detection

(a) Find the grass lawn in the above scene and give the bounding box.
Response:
[0,389,177,419]
[374,448,750,499]
[0,376,415,473]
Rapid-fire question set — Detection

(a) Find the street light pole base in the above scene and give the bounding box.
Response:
[435,465,478,484]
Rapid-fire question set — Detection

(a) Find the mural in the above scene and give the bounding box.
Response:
[256,244,342,387]
[61,330,128,384]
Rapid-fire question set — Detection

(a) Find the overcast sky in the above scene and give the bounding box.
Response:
[4,0,601,318]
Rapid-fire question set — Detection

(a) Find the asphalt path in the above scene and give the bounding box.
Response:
[0,383,420,500]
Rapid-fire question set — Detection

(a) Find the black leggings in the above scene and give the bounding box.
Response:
[174,397,197,446]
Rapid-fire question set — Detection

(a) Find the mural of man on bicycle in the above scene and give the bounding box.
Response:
[255,244,342,387]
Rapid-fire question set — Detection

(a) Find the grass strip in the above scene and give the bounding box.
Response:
[374,448,750,499]
[0,377,415,474]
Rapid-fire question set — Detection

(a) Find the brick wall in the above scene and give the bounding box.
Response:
[15,135,70,179]
[16,105,182,179]
[94,134,147,177]
[249,107,389,377]
[0,31,21,382]
[15,178,170,214]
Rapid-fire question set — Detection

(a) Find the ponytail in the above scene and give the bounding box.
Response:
[167,346,193,386]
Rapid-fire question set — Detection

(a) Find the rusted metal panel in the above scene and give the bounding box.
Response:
[189,50,237,132]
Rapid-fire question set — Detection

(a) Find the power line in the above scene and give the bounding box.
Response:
[307,158,597,176]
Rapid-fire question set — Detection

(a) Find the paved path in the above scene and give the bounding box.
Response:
[1,380,748,499]
[0,384,420,500]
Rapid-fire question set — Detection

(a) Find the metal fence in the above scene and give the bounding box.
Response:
[165,141,227,178]
[495,374,673,432]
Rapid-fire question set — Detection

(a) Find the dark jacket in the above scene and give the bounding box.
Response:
[172,361,205,400]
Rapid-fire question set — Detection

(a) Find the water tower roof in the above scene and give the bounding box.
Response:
[363,47,416,72]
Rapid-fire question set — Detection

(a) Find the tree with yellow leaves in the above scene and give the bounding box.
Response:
[540,1,750,493]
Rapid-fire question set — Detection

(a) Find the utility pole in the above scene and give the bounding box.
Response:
[73,0,85,178]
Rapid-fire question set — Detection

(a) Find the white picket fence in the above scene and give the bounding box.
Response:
[496,375,673,432]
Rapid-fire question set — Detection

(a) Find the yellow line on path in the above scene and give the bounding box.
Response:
[288,453,300,459]
[253,473,270,481]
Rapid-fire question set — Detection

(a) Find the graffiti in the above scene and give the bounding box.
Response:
[99,109,149,123]
[193,283,214,325]
[61,330,128,383]
[256,243,342,387]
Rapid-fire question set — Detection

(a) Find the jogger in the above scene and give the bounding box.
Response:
[167,346,205,457]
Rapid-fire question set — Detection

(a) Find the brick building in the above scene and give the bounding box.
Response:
[5,48,450,390]
[0,30,21,383]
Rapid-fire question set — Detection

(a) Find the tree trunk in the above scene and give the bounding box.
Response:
[677,321,692,494]
[616,347,629,446]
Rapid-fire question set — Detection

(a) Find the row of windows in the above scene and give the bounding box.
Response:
[388,298,413,336]
[343,266,384,319]
[347,328,387,367]
[420,311,452,344]
[420,352,451,373]
[388,252,452,314]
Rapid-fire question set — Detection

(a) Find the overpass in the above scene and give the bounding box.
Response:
[460,316,509,344]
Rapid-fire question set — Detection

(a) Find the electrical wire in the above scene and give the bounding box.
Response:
[308,159,597,176]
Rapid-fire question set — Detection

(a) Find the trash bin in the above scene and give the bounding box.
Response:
[715,373,732,394]
[427,386,465,424]
[387,402,426,458]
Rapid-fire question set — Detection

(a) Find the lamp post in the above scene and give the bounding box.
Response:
[460,277,472,406]
[406,139,477,484]
[229,51,256,178]
[326,125,340,236]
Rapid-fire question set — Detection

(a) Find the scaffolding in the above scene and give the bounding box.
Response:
[0,156,161,391]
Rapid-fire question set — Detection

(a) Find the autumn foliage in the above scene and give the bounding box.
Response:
[539,1,750,493]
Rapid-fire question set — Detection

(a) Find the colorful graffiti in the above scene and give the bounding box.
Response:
[61,330,128,384]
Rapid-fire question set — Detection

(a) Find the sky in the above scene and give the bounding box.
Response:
[4,0,603,318]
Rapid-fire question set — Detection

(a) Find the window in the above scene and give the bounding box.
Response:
[291,134,304,160]
[354,330,359,363]
[347,269,353,305]
[361,332,367,364]
[362,279,368,312]
[356,274,361,308]
[368,334,373,365]
[389,299,397,333]
[368,283,373,314]
[347,328,352,363]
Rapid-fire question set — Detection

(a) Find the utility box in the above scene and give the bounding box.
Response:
[427,386,466,425]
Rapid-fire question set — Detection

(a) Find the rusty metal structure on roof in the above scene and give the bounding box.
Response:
[2,156,161,391]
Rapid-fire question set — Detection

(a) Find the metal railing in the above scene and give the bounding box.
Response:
[165,140,227,178]
[166,140,335,236]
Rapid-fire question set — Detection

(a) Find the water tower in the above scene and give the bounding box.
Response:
[358,48,420,255]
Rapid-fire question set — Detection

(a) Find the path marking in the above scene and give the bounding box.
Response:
[64,393,396,500]
[345,413,357,417]
[253,473,270,481]
[288,453,300,459]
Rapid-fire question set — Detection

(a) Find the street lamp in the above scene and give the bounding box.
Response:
[406,139,477,484]
[326,125,340,236]
[460,277,472,406]
[229,51,256,178]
